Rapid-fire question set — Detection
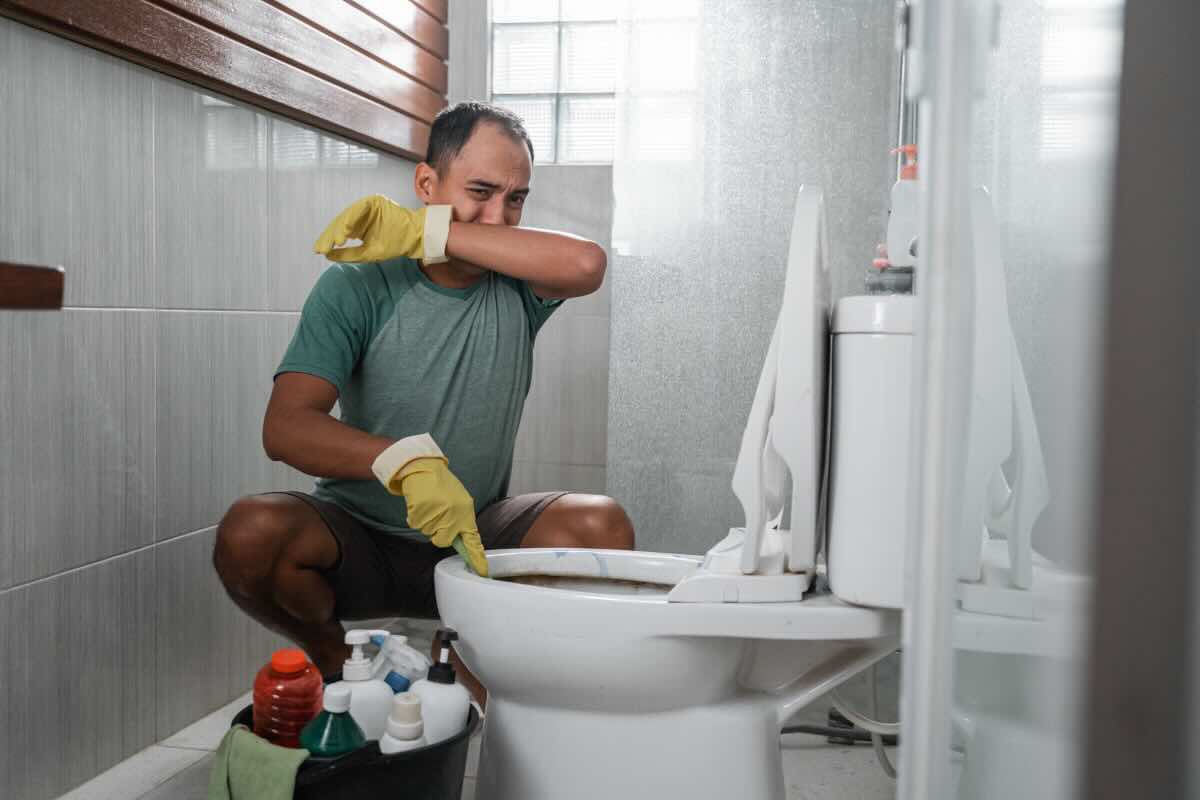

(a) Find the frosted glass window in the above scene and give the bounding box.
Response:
[1042,15,1122,86]
[493,24,560,94]
[560,23,618,93]
[492,0,559,23]
[559,0,618,22]
[558,95,616,162]
[491,3,626,162]
[629,22,697,92]
[1039,91,1117,161]
[491,95,556,163]
[631,96,696,161]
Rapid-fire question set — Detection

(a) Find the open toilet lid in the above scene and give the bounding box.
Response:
[728,185,831,578]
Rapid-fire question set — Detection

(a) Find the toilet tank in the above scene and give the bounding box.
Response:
[826,295,914,609]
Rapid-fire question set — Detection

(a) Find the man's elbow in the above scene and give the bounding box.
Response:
[577,242,607,294]
[262,415,288,462]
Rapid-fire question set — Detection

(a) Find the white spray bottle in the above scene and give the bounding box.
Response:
[326,629,394,740]
[410,628,471,745]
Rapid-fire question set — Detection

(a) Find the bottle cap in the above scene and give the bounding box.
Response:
[270,649,308,675]
[385,693,424,740]
[324,684,352,713]
[384,671,411,693]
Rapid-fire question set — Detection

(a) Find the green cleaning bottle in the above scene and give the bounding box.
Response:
[300,684,367,757]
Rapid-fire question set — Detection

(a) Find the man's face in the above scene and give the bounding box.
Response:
[419,122,532,227]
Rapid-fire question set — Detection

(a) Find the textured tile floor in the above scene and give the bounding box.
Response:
[56,618,895,799]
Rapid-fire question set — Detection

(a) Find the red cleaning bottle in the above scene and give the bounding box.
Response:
[253,649,323,748]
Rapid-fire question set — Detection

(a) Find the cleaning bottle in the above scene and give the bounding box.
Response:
[886,144,919,269]
[370,632,433,690]
[325,630,395,740]
[410,628,471,745]
[252,649,323,748]
[300,684,367,757]
[378,692,428,754]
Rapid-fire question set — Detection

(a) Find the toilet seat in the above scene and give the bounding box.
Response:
[437,549,897,642]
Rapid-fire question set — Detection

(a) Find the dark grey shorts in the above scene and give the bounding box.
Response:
[270,490,568,620]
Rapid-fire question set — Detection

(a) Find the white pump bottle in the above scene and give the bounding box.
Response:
[326,629,394,740]
[410,628,471,745]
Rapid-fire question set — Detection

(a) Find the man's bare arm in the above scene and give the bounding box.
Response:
[446,222,606,299]
[262,372,391,479]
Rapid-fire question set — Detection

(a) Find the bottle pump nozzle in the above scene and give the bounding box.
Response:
[428,628,459,685]
[343,629,390,681]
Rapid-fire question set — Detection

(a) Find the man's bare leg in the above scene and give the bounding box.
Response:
[213,494,350,676]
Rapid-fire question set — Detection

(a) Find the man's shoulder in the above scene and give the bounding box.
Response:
[311,259,415,302]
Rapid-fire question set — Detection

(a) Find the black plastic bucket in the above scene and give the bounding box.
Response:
[231,704,479,800]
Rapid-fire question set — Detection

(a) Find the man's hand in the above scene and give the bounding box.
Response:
[314,195,452,265]
[373,435,489,577]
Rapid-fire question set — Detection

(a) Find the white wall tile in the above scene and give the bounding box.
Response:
[154,528,288,740]
[0,19,156,307]
[152,77,274,310]
[0,549,156,800]
[155,311,310,540]
[0,310,156,588]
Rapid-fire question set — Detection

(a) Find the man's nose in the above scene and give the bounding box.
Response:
[479,196,507,225]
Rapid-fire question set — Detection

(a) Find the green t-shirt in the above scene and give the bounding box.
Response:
[276,258,562,538]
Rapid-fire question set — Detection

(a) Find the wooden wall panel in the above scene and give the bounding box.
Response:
[411,0,447,25]
[0,0,448,162]
[349,0,448,59]
[157,0,444,122]
[270,0,447,94]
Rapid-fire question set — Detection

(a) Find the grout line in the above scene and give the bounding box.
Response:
[62,306,301,315]
[157,742,218,753]
[0,524,218,596]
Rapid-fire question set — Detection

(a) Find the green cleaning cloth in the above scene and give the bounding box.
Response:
[208,725,310,800]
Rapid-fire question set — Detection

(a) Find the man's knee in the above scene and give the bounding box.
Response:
[213,495,296,596]
[568,495,635,550]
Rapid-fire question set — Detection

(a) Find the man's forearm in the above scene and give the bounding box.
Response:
[445,222,606,297]
[263,407,392,480]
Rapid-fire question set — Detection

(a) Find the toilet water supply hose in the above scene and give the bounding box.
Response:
[782,662,899,780]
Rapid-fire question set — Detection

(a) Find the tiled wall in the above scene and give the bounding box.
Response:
[0,18,414,799]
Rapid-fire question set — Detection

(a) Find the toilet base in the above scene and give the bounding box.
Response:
[475,695,788,800]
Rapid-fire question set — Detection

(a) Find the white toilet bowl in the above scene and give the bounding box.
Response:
[436,548,899,800]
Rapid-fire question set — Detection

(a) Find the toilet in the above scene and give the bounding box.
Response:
[435,186,905,800]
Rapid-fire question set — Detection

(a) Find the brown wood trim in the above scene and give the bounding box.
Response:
[269,0,447,95]
[154,0,445,123]
[0,262,65,310]
[410,0,447,25]
[0,0,430,160]
[348,0,448,60]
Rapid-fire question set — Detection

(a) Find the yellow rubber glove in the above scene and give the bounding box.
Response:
[372,435,489,577]
[314,195,453,265]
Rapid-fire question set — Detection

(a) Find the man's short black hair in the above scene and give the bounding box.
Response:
[425,102,535,175]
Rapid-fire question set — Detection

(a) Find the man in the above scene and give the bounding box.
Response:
[212,103,635,695]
